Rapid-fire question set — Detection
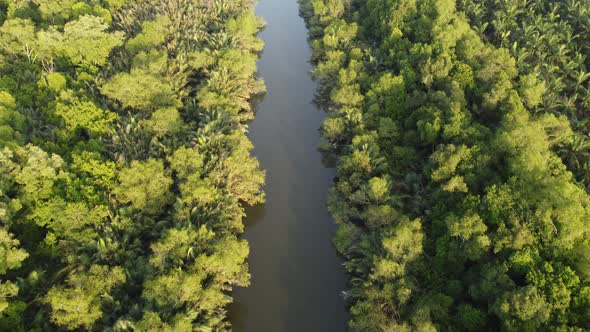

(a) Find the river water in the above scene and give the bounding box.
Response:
[229,0,350,331]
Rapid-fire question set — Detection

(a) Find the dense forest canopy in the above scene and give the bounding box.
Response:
[1,0,590,330]
[459,0,590,190]
[0,0,265,330]
[301,0,590,330]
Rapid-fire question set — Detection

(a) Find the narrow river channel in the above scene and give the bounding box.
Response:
[229,0,350,331]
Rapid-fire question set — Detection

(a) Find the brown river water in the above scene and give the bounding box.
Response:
[229,0,351,331]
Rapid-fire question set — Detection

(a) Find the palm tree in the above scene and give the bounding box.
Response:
[103,115,161,163]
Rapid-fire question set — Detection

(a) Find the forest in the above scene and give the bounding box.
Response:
[1,0,590,331]
[0,0,265,330]
[301,0,590,330]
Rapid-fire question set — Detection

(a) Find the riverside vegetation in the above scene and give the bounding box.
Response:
[0,0,265,330]
[2,0,590,331]
[460,0,590,190]
[300,0,590,330]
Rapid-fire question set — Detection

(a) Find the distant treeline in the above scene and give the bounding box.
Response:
[300,0,590,330]
[0,0,264,330]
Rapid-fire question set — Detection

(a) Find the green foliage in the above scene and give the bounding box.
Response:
[302,0,590,330]
[0,18,35,58]
[100,69,179,111]
[38,72,67,92]
[62,15,123,66]
[0,0,266,330]
[133,311,192,332]
[0,282,19,314]
[141,107,182,137]
[459,0,590,188]
[125,15,170,53]
[0,91,24,145]
[0,226,27,313]
[169,146,203,180]
[38,15,124,68]
[0,229,28,275]
[114,159,172,213]
[32,0,76,21]
[0,300,26,331]
[71,2,93,18]
[46,265,125,329]
[495,286,551,330]
[14,145,64,203]
[55,92,117,135]
[226,11,265,52]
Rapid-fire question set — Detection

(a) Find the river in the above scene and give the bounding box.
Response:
[229,0,350,331]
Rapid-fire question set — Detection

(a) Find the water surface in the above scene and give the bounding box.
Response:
[230,0,350,331]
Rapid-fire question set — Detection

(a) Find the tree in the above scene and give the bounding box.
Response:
[101,69,179,111]
[55,92,118,136]
[0,91,24,145]
[45,265,125,330]
[0,18,36,60]
[141,107,183,138]
[13,145,64,204]
[63,15,123,66]
[125,15,170,54]
[0,229,28,313]
[0,0,267,329]
[32,0,76,21]
[113,159,173,214]
[495,286,551,330]
[39,15,124,68]
[302,0,590,329]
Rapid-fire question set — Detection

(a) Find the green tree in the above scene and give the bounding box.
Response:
[113,159,173,214]
[46,265,125,330]
[101,69,179,111]
[0,18,36,60]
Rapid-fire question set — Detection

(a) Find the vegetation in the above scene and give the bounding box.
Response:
[2,0,590,330]
[301,0,590,330]
[0,0,264,330]
[459,0,590,190]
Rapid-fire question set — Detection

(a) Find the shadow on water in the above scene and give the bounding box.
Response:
[320,150,340,169]
[242,203,267,228]
[228,0,350,331]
